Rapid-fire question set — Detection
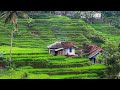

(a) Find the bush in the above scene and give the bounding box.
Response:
[21,72,28,79]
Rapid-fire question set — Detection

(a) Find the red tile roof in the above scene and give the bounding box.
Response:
[86,45,102,58]
[47,41,78,49]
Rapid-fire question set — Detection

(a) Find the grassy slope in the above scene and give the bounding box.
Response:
[0,64,106,79]
[90,24,120,43]
[0,16,116,79]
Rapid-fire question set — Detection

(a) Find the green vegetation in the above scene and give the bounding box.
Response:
[0,64,105,79]
[91,24,120,43]
[1,13,120,79]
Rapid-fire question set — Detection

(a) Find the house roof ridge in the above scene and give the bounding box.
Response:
[47,41,77,48]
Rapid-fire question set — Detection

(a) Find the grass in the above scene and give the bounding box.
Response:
[0,69,99,79]
[0,64,106,79]
[50,58,89,65]
[0,69,27,79]
[50,73,98,79]
[90,24,120,43]
[0,46,45,54]
[16,64,106,74]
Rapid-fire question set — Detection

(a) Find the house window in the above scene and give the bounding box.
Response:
[69,48,72,52]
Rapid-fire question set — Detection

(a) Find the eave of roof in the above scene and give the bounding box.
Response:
[88,49,102,58]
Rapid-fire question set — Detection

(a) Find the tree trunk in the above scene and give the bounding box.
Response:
[9,30,14,66]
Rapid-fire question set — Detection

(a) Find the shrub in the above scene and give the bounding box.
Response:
[21,72,28,79]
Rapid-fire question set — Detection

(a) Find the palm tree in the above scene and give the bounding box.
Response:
[0,11,32,67]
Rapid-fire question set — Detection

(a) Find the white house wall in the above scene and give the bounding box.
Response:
[64,48,75,55]
[93,13,101,19]
[80,11,101,19]
[49,48,76,56]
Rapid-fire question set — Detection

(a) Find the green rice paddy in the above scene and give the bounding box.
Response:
[1,16,119,79]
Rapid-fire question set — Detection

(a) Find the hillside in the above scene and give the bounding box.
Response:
[1,15,119,79]
[90,24,120,43]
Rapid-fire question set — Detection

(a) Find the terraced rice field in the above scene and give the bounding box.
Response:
[0,16,108,79]
[0,64,106,79]
[90,24,120,43]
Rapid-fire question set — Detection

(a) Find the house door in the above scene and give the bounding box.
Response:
[54,51,58,56]
[90,58,96,64]
[93,58,96,63]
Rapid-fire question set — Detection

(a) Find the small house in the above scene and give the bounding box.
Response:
[47,41,78,56]
[80,11,101,19]
[93,11,101,19]
[85,44,103,64]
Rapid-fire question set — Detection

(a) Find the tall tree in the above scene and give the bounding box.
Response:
[0,11,31,67]
[102,42,120,79]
